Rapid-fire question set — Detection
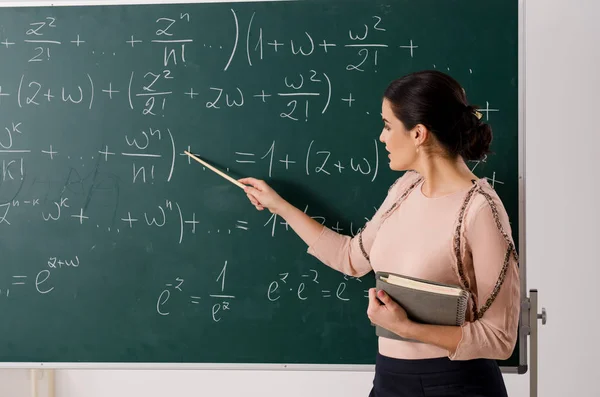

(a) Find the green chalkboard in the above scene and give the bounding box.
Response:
[0,0,524,371]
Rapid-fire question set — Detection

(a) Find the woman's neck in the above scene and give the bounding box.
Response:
[414,156,477,198]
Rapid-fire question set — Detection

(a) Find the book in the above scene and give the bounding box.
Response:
[374,271,470,342]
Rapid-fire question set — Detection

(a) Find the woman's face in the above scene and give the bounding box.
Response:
[379,98,417,171]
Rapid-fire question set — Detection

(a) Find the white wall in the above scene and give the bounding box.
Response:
[1,0,599,396]
[524,0,600,396]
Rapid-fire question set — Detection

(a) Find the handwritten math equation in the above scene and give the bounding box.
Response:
[1,12,417,70]
[155,261,234,322]
[0,119,501,214]
[153,265,370,323]
[0,11,501,122]
[0,193,371,245]
[0,5,508,324]
[267,270,367,303]
[0,122,382,186]
[0,254,80,298]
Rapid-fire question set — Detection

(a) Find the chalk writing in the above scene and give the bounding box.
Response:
[0,3,513,350]
[154,261,234,322]
[266,270,362,302]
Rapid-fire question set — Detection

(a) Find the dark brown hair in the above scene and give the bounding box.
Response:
[383,70,492,160]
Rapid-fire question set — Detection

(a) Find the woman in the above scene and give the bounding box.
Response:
[239,70,520,397]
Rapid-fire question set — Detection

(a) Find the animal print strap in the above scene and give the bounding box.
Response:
[454,181,519,320]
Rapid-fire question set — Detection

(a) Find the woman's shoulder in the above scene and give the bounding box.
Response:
[465,178,512,233]
[387,170,423,196]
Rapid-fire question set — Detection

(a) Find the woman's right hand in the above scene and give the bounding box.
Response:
[239,177,326,250]
[238,177,287,214]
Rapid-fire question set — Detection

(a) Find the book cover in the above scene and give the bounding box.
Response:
[374,271,470,342]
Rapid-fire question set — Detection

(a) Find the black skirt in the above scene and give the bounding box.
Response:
[369,352,509,397]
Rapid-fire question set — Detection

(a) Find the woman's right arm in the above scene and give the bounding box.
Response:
[238,175,407,277]
[279,200,372,277]
[238,177,325,246]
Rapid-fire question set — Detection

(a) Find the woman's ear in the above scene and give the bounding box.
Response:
[412,124,429,146]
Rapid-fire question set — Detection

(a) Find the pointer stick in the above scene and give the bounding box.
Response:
[183,150,246,190]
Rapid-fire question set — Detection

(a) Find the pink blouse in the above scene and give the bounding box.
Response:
[306,171,520,361]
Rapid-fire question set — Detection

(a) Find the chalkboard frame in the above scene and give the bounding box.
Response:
[0,0,529,374]
[512,0,528,375]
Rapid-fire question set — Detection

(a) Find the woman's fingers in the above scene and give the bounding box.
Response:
[238,177,256,185]
[239,176,281,213]
[246,193,258,205]
[244,185,262,199]
[238,177,263,189]
[239,177,271,192]
[246,193,264,211]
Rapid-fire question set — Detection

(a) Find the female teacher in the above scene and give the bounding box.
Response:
[239,70,520,397]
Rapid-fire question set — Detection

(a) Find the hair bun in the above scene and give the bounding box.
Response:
[457,105,492,161]
[382,71,494,161]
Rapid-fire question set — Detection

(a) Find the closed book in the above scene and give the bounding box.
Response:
[374,271,470,342]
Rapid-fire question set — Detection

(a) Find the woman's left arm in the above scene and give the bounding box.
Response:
[368,201,521,360]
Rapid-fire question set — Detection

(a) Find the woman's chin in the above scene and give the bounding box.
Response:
[388,160,407,172]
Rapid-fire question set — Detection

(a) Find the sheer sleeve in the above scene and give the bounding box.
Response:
[449,195,521,361]
[306,172,421,277]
